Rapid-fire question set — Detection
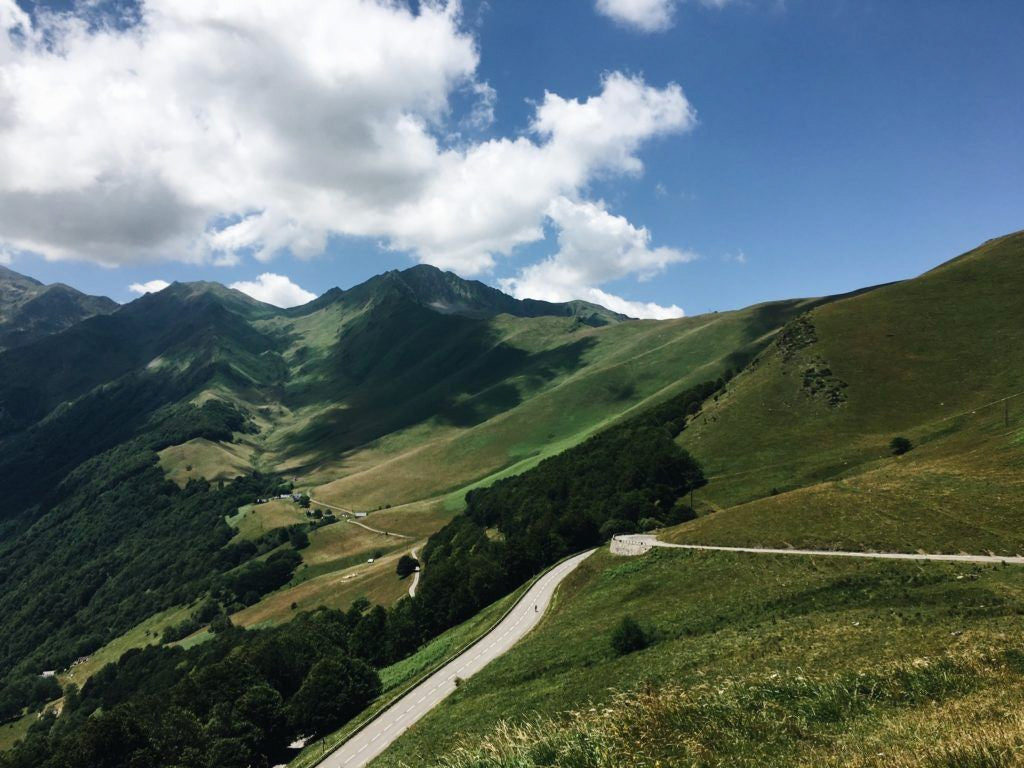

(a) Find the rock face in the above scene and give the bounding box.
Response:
[0,265,117,350]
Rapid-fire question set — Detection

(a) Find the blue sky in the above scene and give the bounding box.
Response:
[4,0,1023,314]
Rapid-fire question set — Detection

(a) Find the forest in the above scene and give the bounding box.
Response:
[0,379,718,766]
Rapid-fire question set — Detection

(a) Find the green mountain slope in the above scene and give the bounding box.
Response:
[664,230,1024,553]
[4,233,1023,767]
[0,265,116,351]
[372,547,1024,768]
[271,294,829,510]
[0,263,818,700]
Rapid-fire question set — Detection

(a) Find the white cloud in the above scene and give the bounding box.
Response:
[128,279,170,294]
[596,0,676,31]
[596,0,734,32]
[501,197,697,319]
[723,250,747,264]
[229,273,316,308]
[0,4,692,267]
[0,1,700,312]
[463,81,497,130]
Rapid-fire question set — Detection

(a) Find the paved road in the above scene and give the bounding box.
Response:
[407,546,421,598]
[615,534,1024,565]
[317,549,595,768]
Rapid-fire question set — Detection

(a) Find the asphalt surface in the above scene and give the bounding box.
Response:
[317,549,595,768]
[407,546,421,598]
[617,534,1024,564]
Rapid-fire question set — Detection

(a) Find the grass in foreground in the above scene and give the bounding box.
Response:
[433,649,1024,768]
[371,547,1024,766]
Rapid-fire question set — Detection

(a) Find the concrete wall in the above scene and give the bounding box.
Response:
[610,535,654,556]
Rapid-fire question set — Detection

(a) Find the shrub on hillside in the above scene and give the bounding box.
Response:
[396,555,420,578]
[890,436,913,456]
[611,616,648,656]
[600,518,637,540]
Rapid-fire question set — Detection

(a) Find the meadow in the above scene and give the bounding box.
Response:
[371,546,1024,767]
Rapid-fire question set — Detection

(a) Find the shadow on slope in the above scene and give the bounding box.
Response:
[278,294,597,467]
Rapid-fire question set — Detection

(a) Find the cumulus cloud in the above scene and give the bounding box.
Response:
[128,279,171,294]
[229,273,317,308]
[501,197,697,319]
[596,0,733,32]
[596,0,677,31]
[0,0,699,312]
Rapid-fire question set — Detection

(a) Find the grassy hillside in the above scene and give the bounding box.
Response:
[665,231,1024,553]
[372,546,1024,767]
[159,437,256,487]
[301,297,825,511]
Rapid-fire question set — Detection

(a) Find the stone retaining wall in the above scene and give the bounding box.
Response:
[610,535,654,556]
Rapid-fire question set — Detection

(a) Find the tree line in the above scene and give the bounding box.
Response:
[1,608,380,768]
[0,378,719,765]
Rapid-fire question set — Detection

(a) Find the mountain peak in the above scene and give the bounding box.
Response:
[126,280,281,319]
[344,263,629,326]
[0,264,44,289]
[0,265,117,351]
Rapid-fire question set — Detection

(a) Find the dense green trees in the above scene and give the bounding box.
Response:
[0,402,290,718]
[890,436,913,455]
[287,657,380,738]
[0,675,61,723]
[396,554,420,578]
[1,610,381,768]
[0,380,716,766]
[406,382,713,640]
[218,549,303,606]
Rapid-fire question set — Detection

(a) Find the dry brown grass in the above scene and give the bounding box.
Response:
[429,649,1024,768]
[228,500,307,542]
[232,547,412,628]
[157,437,255,487]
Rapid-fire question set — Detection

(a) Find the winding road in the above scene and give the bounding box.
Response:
[407,546,421,598]
[308,530,1024,767]
[317,549,595,768]
[612,534,1024,565]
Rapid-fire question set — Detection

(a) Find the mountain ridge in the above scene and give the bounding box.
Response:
[0,265,117,351]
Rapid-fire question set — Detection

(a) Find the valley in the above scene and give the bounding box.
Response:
[1,232,1023,768]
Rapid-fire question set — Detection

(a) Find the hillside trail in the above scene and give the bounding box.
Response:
[408,546,421,598]
[308,497,413,539]
[612,534,1024,564]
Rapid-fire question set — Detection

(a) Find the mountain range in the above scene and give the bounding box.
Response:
[1,230,1023,768]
